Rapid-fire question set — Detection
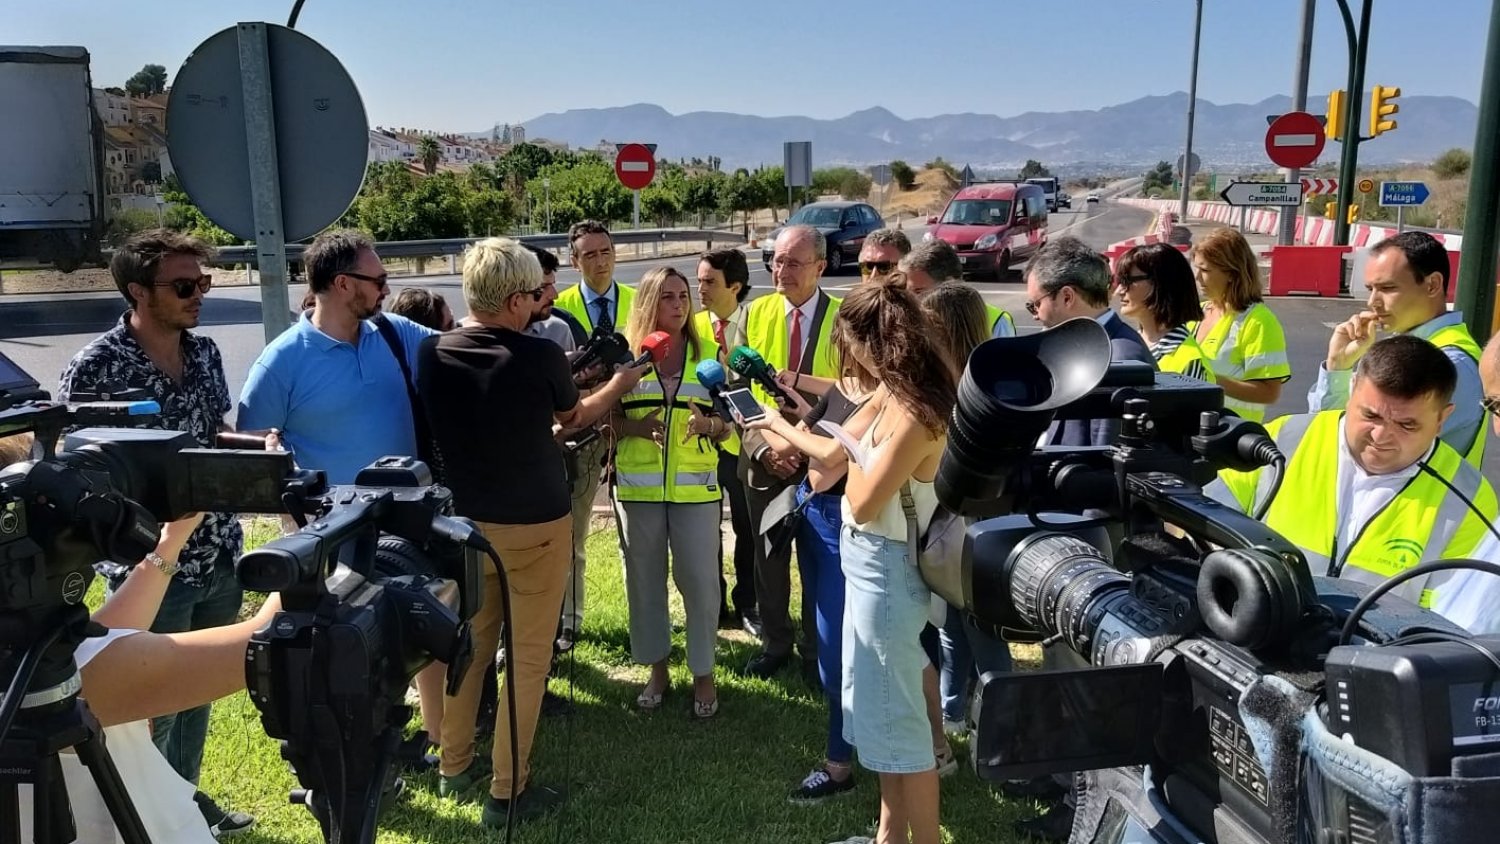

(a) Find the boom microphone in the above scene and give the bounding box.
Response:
[728,346,794,405]
[633,331,672,367]
[694,359,736,424]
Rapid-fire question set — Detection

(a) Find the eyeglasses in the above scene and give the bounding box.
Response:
[1483,395,1500,416]
[1024,289,1058,317]
[1115,273,1152,289]
[860,260,896,278]
[514,286,545,302]
[342,270,389,288]
[771,256,813,271]
[153,274,213,299]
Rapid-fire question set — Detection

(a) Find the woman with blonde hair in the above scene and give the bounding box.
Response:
[612,265,730,717]
[1190,228,1290,421]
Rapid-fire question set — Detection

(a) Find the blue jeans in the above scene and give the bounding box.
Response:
[840,525,932,774]
[795,483,850,765]
[143,555,244,784]
[937,602,1014,723]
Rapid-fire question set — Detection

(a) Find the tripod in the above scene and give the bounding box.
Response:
[0,617,152,844]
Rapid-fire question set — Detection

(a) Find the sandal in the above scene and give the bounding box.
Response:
[636,683,666,711]
[693,696,719,719]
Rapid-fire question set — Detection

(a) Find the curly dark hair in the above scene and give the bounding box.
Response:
[833,275,956,434]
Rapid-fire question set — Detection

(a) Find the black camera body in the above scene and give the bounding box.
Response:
[935,319,1500,844]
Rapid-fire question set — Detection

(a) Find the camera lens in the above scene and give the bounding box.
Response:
[1007,532,1129,655]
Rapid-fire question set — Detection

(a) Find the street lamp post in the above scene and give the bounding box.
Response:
[1178,0,1204,222]
[543,177,551,233]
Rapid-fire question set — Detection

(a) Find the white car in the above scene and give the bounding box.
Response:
[1086,193,1102,203]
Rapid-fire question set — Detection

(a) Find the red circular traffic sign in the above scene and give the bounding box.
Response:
[1265,112,1327,169]
[614,143,657,191]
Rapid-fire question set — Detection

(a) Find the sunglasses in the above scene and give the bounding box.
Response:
[1115,273,1152,288]
[1483,396,1500,416]
[860,260,896,277]
[1024,289,1058,316]
[153,274,213,299]
[342,270,389,288]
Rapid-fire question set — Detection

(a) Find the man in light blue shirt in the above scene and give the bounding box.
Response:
[1310,232,1485,464]
[237,229,437,484]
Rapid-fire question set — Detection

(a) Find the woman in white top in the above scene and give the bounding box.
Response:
[777,278,954,844]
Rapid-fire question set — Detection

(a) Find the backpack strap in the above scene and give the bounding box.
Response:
[371,314,442,479]
[900,480,920,567]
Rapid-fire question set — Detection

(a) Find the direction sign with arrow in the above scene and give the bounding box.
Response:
[1379,181,1430,207]
[1220,181,1304,207]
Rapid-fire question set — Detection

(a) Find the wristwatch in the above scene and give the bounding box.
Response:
[145,551,180,578]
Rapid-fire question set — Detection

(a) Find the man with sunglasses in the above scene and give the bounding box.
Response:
[238,229,438,486]
[856,227,910,283]
[58,228,256,838]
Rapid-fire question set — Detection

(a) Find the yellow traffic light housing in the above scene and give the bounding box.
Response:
[1369,85,1400,137]
[1347,203,1359,224]
[1327,89,1346,141]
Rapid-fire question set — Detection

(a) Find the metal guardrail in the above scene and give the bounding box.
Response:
[209,228,747,266]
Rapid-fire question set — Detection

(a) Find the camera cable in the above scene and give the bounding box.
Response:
[1337,559,1500,647]
[1252,455,1286,522]
[473,540,521,844]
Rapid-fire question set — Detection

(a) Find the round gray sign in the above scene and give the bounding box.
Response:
[167,24,368,242]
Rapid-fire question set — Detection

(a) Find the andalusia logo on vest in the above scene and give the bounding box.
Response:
[1380,537,1426,567]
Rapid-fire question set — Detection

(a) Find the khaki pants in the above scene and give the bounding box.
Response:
[438,515,571,797]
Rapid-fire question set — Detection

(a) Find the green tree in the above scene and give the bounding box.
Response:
[683,171,725,226]
[417,137,441,176]
[720,172,761,237]
[813,167,871,200]
[159,174,238,245]
[1017,159,1051,180]
[924,157,958,181]
[753,166,787,222]
[125,64,168,96]
[140,161,162,184]
[525,157,632,230]
[890,160,916,191]
[1143,160,1175,193]
[1433,148,1472,180]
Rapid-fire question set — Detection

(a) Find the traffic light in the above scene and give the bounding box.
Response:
[1347,203,1359,224]
[1369,85,1401,137]
[1327,89,1346,141]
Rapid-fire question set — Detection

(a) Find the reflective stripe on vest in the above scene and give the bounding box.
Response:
[555,282,637,335]
[744,293,840,407]
[1427,322,1488,467]
[1249,411,1492,608]
[1157,337,1216,383]
[613,335,723,504]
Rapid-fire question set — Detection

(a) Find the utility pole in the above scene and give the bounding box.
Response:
[1333,0,1373,247]
[1178,0,1204,222]
[1279,0,1316,246]
[1456,0,1500,341]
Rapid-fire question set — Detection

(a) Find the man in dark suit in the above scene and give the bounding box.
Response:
[1023,236,1156,448]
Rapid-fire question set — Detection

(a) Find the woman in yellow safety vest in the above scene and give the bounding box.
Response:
[611,266,730,718]
[1189,227,1292,422]
[1115,243,1216,383]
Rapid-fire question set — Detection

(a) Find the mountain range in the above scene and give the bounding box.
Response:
[508,93,1477,174]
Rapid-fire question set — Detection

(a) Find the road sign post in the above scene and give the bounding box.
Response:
[1265,111,1328,169]
[237,24,290,343]
[614,143,657,230]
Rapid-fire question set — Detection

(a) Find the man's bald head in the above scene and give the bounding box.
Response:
[1483,333,1500,436]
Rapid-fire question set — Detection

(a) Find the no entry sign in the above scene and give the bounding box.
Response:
[614,143,657,191]
[1265,112,1326,169]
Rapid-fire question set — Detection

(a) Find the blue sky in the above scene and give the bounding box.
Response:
[9,0,1488,130]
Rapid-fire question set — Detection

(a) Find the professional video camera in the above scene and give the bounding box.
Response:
[0,349,485,844]
[931,319,1500,844]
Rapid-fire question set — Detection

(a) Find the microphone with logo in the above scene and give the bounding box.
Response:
[694,359,736,424]
[634,330,673,368]
[728,346,795,406]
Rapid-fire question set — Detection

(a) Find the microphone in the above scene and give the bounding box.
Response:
[694,359,736,424]
[632,330,672,367]
[728,345,794,405]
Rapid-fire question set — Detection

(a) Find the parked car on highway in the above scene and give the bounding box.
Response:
[923,181,1047,280]
[1087,192,1102,203]
[761,200,884,275]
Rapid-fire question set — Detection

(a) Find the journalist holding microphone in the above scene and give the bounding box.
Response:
[415,237,647,826]
[611,266,729,716]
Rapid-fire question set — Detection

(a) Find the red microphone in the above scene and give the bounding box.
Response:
[632,331,672,367]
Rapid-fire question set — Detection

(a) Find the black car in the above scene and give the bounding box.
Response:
[761,201,884,275]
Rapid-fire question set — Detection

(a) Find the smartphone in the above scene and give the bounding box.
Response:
[722,388,766,423]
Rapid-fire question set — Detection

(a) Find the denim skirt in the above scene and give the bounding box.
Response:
[839,524,933,774]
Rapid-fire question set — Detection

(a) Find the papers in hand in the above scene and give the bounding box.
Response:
[816,420,867,469]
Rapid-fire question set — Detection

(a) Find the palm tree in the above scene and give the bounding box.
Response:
[417,136,440,175]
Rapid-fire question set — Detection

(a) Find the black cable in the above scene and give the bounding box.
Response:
[1337,559,1500,646]
[1416,461,1500,545]
[287,0,308,28]
[1252,455,1286,522]
[479,545,520,844]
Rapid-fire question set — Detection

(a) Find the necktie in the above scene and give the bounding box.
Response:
[714,318,727,349]
[788,307,804,373]
[595,297,613,333]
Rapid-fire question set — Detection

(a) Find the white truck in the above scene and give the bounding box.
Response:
[1026,176,1061,213]
[0,46,106,270]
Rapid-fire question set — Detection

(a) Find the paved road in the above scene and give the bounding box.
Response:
[0,200,1364,429]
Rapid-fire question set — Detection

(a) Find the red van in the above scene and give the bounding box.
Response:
[925,181,1048,280]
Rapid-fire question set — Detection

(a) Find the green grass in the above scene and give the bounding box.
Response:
[181,518,1045,844]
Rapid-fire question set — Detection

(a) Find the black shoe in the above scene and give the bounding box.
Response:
[741,608,763,639]
[1000,776,1068,800]
[555,628,576,653]
[788,767,856,805]
[1014,803,1075,842]
[719,606,740,629]
[194,791,256,839]
[741,651,789,678]
[481,783,566,828]
[540,688,574,717]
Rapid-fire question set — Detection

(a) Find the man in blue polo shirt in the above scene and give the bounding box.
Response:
[238,229,436,484]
